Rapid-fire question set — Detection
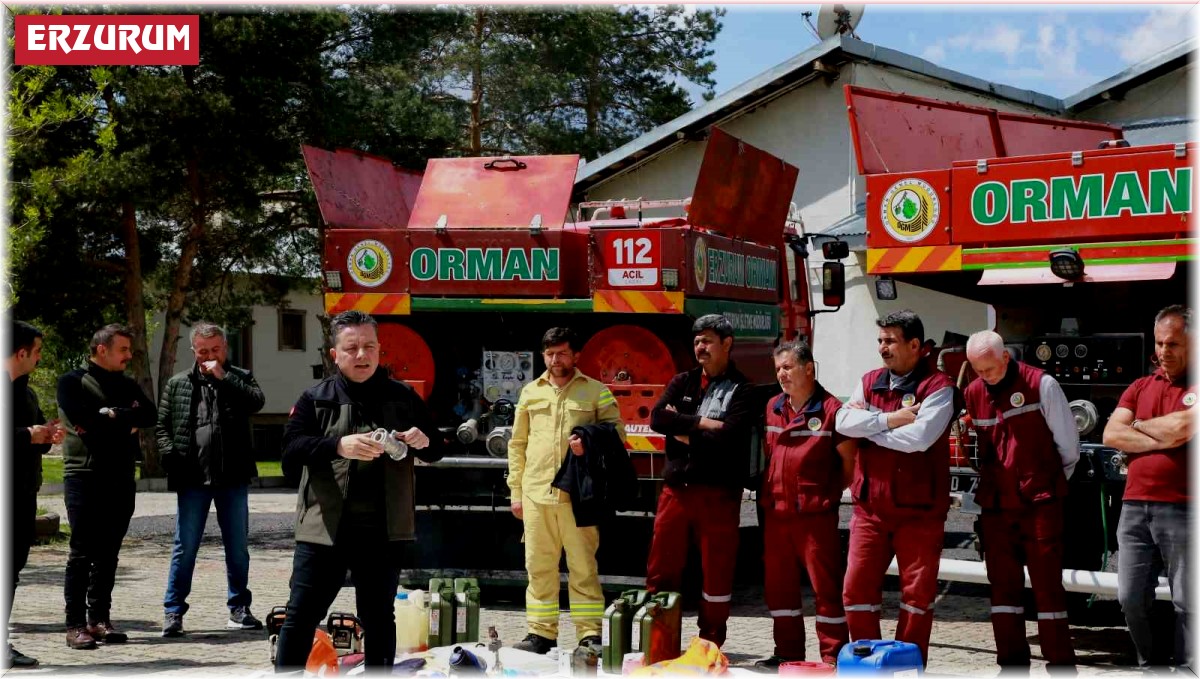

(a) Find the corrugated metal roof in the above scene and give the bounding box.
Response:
[1064,38,1195,112]
[820,201,868,238]
[575,34,1064,193]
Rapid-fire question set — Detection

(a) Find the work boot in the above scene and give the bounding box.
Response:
[65,626,98,650]
[227,606,264,630]
[87,620,129,644]
[512,633,556,654]
[4,644,38,668]
[162,612,184,638]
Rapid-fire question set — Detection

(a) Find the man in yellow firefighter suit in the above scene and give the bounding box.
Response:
[508,327,625,655]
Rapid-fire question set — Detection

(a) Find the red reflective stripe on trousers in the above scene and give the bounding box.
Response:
[981,502,1077,668]
[763,509,848,664]
[645,485,740,647]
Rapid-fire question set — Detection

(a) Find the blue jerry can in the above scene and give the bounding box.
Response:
[836,640,922,675]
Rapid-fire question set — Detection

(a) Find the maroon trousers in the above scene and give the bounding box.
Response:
[842,506,944,664]
[980,502,1076,668]
[645,485,740,646]
[763,509,849,664]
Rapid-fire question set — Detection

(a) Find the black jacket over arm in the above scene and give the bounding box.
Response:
[551,423,636,526]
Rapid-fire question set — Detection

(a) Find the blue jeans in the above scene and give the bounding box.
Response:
[163,485,252,616]
[1117,500,1191,668]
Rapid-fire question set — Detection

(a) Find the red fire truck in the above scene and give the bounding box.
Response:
[304,129,839,574]
[844,85,1193,572]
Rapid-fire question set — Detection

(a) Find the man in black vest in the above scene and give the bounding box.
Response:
[57,324,156,650]
[275,310,444,672]
[6,320,65,667]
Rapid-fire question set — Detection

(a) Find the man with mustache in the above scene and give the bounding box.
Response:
[1103,305,1193,669]
[56,324,157,650]
[646,314,757,648]
[962,330,1078,671]
[835,310,957,665]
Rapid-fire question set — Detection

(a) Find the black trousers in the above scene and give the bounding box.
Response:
[63,474,135,627]
[7,488,36,625]
[275,526,405,671]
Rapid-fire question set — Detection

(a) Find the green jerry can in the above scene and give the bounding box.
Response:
[631,592,682,666]
[601,589,651,673]
[427,578,455,648]
[453,577,481,644]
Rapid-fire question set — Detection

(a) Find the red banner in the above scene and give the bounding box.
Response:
[15,15,199,66]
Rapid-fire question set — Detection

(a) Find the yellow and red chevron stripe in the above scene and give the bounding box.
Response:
[626,434,666,452]
[866,246,963,275]
[593,290,685,314]
[324,293,411,315]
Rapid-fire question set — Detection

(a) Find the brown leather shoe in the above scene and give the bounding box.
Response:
[65,627,97,650]
[87,621,128,644]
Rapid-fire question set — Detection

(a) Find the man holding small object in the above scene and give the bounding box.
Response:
[274,310,442,672]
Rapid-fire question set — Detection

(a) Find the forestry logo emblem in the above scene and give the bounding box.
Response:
[347,240,392,288]
[882,178,940,243]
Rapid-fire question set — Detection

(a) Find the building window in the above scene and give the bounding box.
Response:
[226,326,253,370]
[278,309,306,352]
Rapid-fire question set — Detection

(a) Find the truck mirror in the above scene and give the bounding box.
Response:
[821,240,849,260]
[822,262,845,308]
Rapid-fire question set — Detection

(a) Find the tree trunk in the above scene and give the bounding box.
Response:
[468,8,485,155]
[156,154,208,413]
[120,201,163,476]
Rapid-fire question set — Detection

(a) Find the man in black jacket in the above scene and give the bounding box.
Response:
[57,324,156,650]
[6,320,64,668]
[275,310,444,672]
[157,322,266,638]
[646,314,757,648]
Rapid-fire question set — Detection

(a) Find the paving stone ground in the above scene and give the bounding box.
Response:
[4,491,1159,677]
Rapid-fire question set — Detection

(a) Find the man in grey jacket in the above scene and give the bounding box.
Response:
[157,322,266,637]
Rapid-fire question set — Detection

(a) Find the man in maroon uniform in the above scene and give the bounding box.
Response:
[835,310,956,664]
[1103,305,1193,669]
[646,314,757,647]
[963,330,1079,671]
[757,340,855,667]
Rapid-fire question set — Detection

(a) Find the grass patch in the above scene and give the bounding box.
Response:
[42,456,63,486]
[257,460,283,477]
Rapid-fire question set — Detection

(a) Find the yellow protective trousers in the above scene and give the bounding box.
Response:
[522,497,603,641]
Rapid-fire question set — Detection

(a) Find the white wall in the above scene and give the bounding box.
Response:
[149,288,326,415]
[1071,62,1193,125]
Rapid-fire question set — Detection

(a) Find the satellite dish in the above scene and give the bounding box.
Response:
[816,4,864,40]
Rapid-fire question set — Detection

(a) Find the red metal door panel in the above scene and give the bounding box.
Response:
[844,86,1123,175]
[325,229,411,293]
[593,229,664,290]
[302,145,421,229]
[950,145,1193,246]
[865,170,952,248]
[997,115,1121,156]
[407,155,579,230]
[688,128,800,246]
[405,230,588,297]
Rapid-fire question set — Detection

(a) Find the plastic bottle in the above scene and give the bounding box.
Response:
[395,591,424,654]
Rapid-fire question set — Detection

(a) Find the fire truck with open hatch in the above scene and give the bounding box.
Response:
[302,128,846,575]
[843,84,1193,575]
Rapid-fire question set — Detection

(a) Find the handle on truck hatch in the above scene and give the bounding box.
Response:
[484,157,527,171]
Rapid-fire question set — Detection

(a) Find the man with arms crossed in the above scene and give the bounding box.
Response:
[1103,305,1193,669]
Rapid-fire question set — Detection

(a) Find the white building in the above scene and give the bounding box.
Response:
[574,35,1194,398]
